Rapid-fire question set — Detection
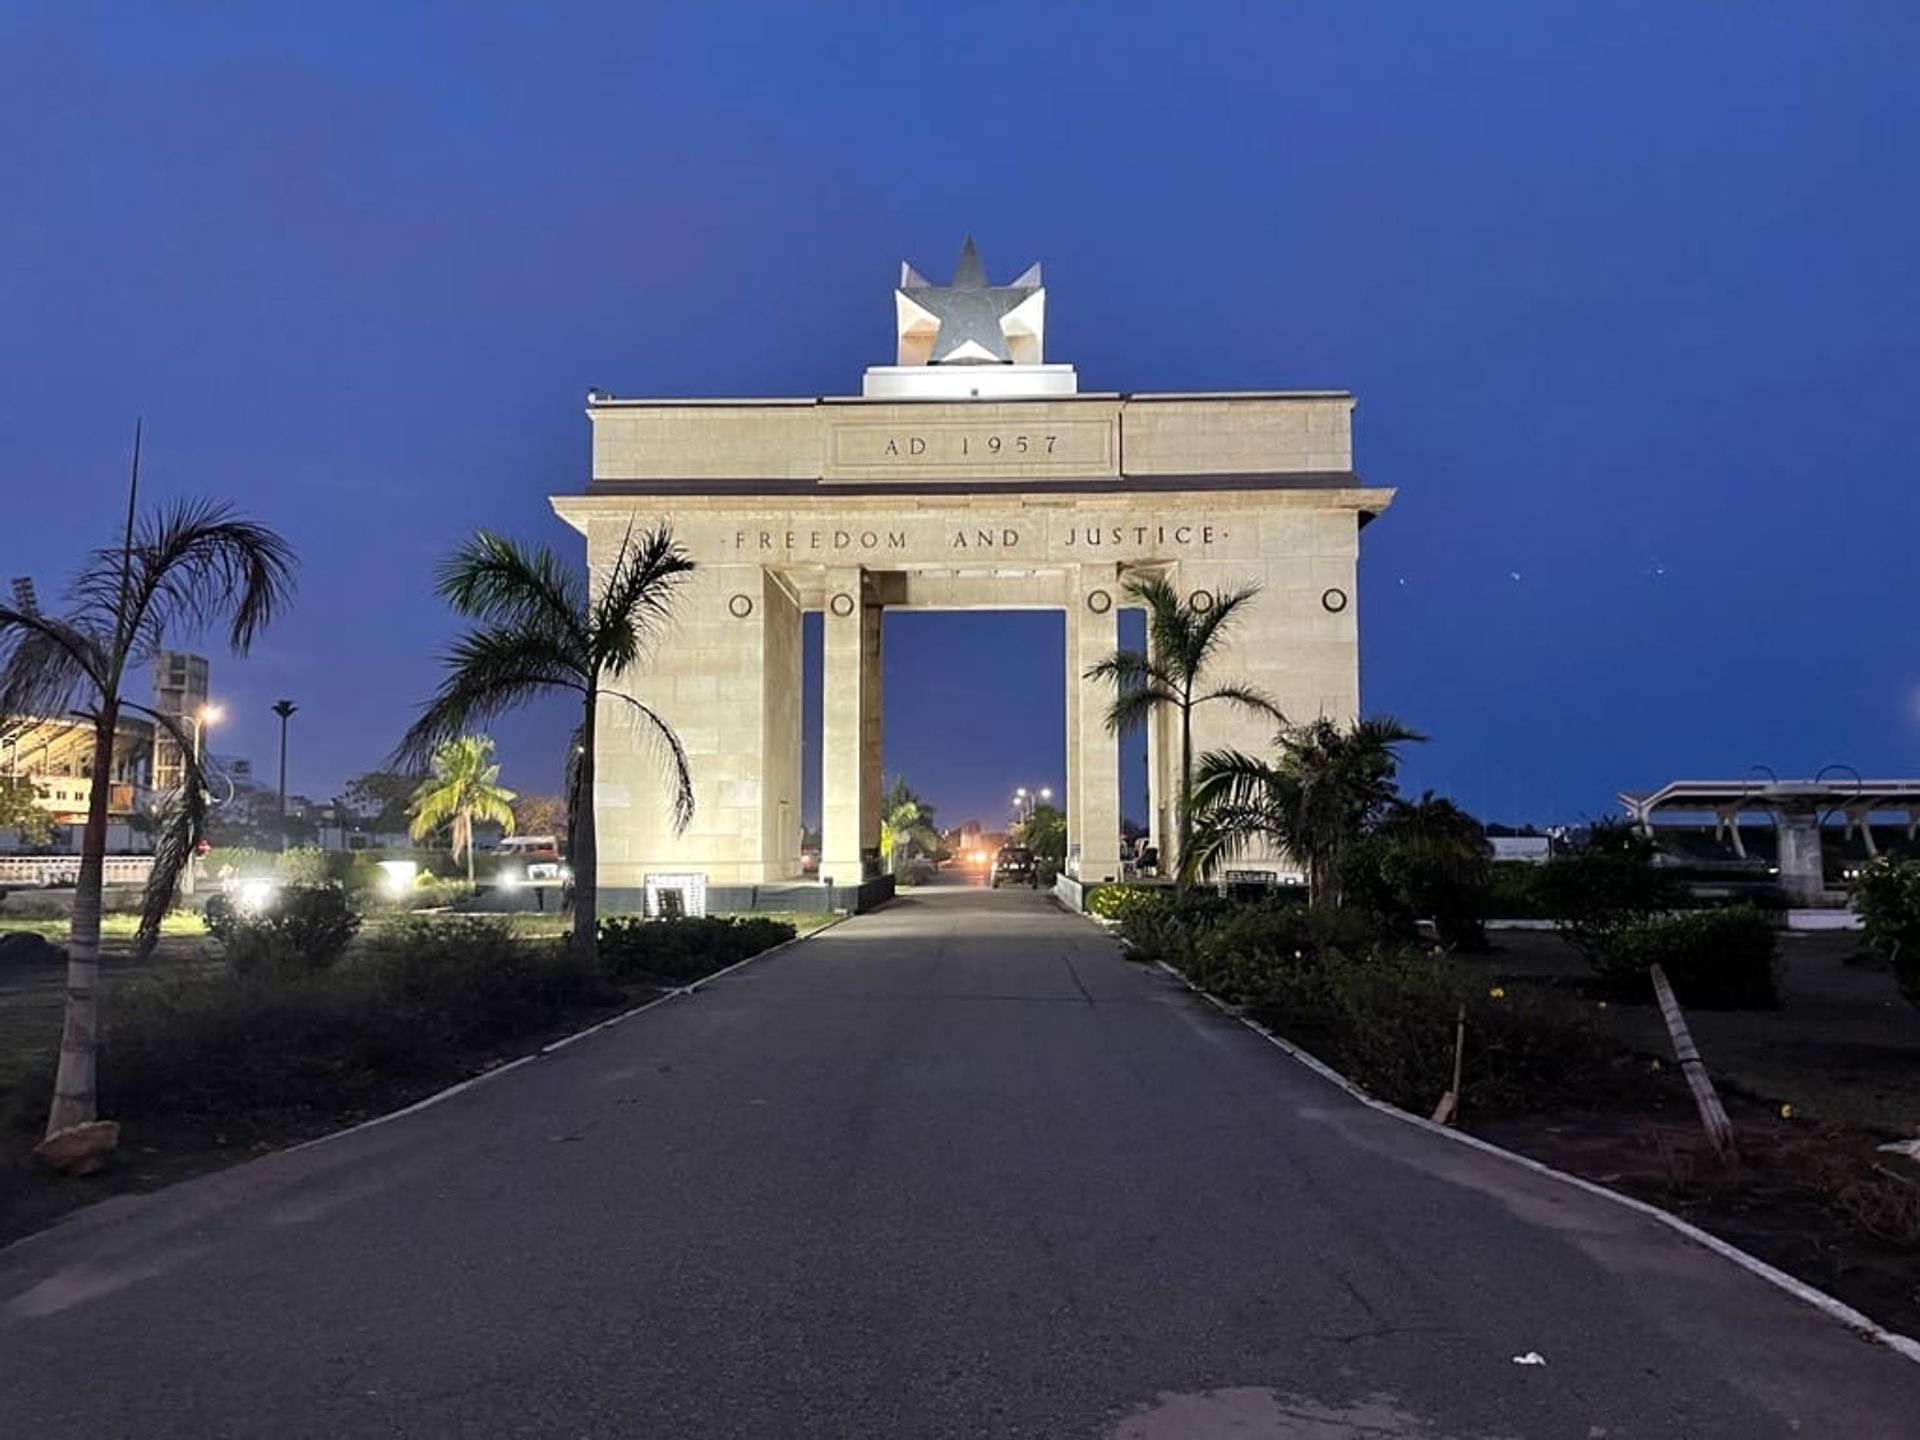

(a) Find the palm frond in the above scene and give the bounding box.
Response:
[1354,714,1426,748]
[1101,681,1180,737]
[406,735,517,850]
[1082,649,1164,688]
[1122,575,1192,679]
[126,703,211,960]
[1189,748,1288,810]
[1186,581,1262,672]
[591,524,696,677]
[132,780,208,961]
[79,499,297,659]
[407,782,463,840]
[0,607,109,721]
[467,786,519,831]
[436,531,587,645]
[1085,648,1180,736]
[1182,803,1277,882]
[606,690,695,834]
[395,624,585,771]
[1195,681,1286,725]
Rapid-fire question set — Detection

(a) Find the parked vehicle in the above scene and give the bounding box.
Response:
[492,835,566,886]
[989,845,1037,888]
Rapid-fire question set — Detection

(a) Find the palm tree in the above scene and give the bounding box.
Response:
[877,775,938,876]
[397,527,694,964]
[1189,715,1424,908]
[1084,575,1281,894]
[408,735,518,894]
[0,433,295,1146]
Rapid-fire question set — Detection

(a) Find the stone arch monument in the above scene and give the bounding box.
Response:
[553,241,1394,911]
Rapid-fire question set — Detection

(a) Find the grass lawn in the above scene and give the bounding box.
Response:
[0,912,208,940]
[0,934,217,1105]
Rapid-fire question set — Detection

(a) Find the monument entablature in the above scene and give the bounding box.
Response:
[554,240,1393,911]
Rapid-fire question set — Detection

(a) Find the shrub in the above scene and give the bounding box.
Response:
[73,919,624,1123]
[1112,892,1229,966]
[1485,863,1552,919]
[597,915,795,981]
[276,846,331,886]
[1536,824,1684,965]
[1186,901,1380,1003]
[205,884,362,977]
[203,846,274,885]
[1084,884,1167,924]
[1248,947,1636,1113]
[403,875,470,910]
[1850,858,1920,1009]
[97,971,394,1117]
[1600,907,1780,1009]
[1342,830,1491,951]
[360,918,620,1051]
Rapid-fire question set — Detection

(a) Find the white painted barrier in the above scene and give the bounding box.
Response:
[0,856,154,888]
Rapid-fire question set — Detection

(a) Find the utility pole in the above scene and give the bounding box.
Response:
[271,700,298,851]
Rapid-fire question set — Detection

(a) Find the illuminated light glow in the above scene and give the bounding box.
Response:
[233,876,276,914]
[377,859,418,897]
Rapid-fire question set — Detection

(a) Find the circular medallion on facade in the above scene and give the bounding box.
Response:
[1086,588,1113,614]
[1188,588,1215,613]
[1321,587,1349,614]
[829,592,856,618]
[728,593,754,619]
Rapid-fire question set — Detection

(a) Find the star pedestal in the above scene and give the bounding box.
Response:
[860,362,1079,400]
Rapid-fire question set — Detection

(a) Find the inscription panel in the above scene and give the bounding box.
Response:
[825,417,1117,482]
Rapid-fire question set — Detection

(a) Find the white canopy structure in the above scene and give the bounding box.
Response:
[1620,777,1920,903]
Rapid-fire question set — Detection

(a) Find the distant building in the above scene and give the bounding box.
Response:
[149,650,209,793]
[1488,836,1551,864]
[0,713,154,852]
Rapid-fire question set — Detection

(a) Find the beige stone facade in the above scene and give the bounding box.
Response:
[553,392,1391,901]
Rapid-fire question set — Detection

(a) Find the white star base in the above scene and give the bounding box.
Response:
[861,363,1079,400]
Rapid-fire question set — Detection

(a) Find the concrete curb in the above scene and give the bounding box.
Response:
[1146,958,1920,1367]
[280,917,847,1154]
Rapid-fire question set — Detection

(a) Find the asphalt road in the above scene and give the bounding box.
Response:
[3,888,1915,1438]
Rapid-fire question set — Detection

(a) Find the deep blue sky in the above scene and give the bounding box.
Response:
[4,3,1917,831]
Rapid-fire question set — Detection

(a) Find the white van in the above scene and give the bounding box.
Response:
[494,835,566,884]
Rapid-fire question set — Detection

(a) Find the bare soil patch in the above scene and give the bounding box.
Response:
[1457,929,1920,1338]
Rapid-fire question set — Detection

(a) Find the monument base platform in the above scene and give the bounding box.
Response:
[600,876,896,917]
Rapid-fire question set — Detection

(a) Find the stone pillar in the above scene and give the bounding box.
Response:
[1064,610,1083,863]
[860,596,884,862]
[1067,564,1122,884]
[758,570,803,880]
[1774,808,1828,906]
[821,568,875,887]
[1147,692,1176,873]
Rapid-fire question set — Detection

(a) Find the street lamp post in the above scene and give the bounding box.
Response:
[271,700,298,851]
[1012,785,1053,823]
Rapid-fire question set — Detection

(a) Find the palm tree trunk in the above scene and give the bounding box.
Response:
[45,707,118,1137]
[464,809,475,895]
[1176,695,1193,901]
[570,700,598,965]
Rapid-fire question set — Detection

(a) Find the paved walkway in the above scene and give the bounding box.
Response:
[2,889,1915,1437]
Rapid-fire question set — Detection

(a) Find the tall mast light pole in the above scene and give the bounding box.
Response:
[271,700,298,851]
